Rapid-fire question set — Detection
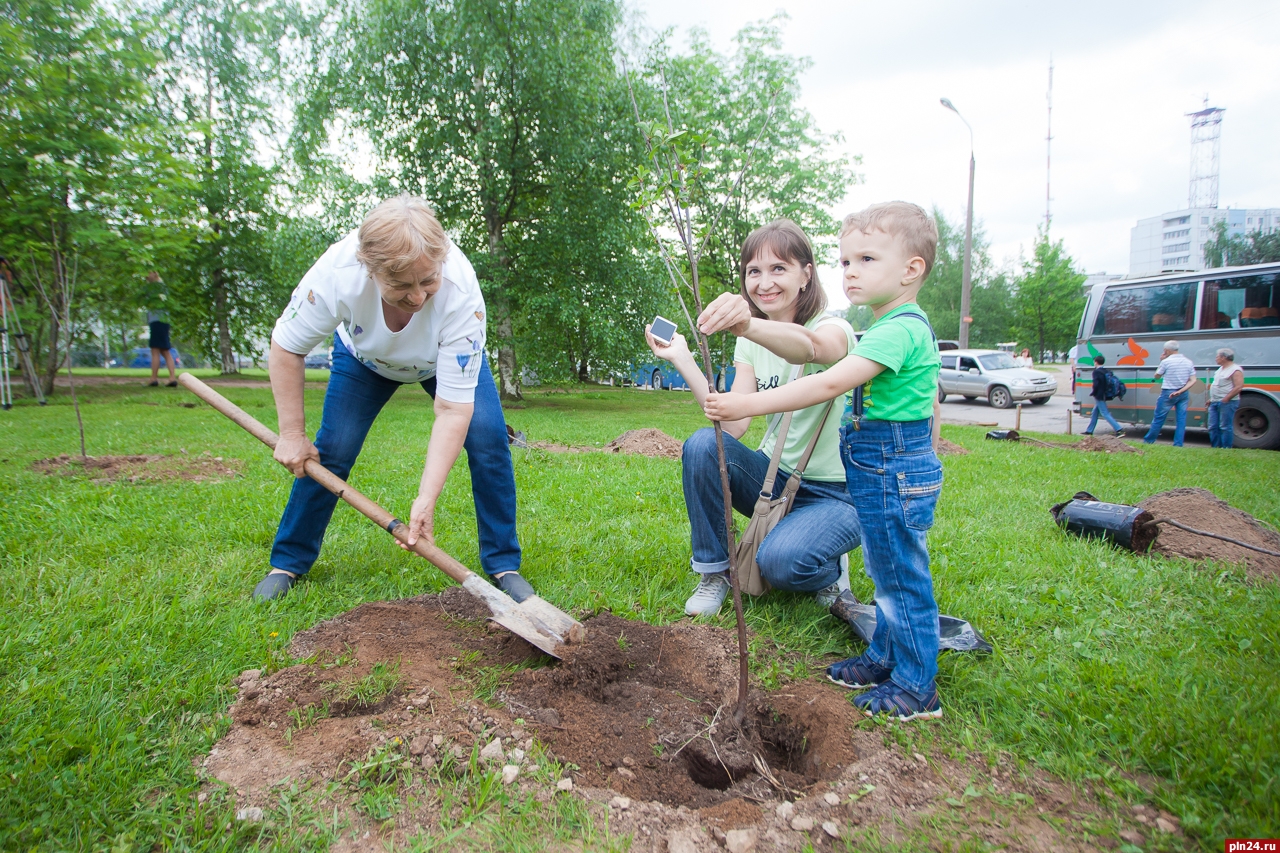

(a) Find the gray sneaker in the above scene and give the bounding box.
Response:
[815,553,851,609]
[685,572,730,616]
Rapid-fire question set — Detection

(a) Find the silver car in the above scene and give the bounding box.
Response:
[937,349,1058,409]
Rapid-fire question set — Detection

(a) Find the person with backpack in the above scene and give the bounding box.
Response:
[1083,355,1124,436]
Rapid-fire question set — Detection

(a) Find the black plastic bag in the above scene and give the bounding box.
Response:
[1049,490,1156,552]
[829,590,993,654]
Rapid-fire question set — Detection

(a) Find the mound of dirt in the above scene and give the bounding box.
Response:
[936,438,968,456]
[1074,436,1140,453]
[605,428,683,459]
[203,589,1170,849]
[528,441,595,454]
[30,452,242,483]
[1139,488,1280,579]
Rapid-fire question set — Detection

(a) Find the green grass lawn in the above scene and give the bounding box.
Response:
[1,382,1277,850]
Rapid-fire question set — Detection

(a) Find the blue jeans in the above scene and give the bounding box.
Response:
[270,337,520,577]
[840,418,943,696]
[1208,399,1239,448]
[1085,398,1122,434]
[681,428,862,593]
[1143,389,1190,446]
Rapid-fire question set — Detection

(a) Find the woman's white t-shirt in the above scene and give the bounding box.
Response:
[272,231,488,403]
[732,314,857,483]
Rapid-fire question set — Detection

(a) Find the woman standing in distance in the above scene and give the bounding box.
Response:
[646,220,863,616]
[256,195,531,602]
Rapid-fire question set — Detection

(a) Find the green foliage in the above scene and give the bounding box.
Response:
[628,17,854,369]
[298,0,646,394]
[1010,229,1086,358]
[151,0,301,372]
[0,0,191,391]
[1203,220,1280,268]
[844,304,875,331]
[916,207,1014,346]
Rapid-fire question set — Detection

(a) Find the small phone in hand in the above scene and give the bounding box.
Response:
[650,315,677,345]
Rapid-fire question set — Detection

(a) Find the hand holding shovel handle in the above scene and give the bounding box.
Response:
[178,372,584,657]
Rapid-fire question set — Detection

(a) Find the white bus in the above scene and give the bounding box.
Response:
[1074,261,1280,449]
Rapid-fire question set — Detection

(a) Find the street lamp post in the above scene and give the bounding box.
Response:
[940,98,975,349]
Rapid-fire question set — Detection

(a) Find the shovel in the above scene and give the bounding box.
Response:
[178,373,586,658]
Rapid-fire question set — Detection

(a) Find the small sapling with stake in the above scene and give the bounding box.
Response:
[625,64,780,724]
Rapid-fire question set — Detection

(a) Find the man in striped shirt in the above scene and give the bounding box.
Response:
[1143,341,1198,446]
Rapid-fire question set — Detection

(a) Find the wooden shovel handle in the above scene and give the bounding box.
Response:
[177,372,476,586]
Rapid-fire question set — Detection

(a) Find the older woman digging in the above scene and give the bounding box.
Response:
[255,195,530,603]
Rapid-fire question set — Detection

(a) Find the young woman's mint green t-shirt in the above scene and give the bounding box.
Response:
[733,314,856,482]
[844,304,940,422]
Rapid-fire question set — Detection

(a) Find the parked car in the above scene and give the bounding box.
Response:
[937,349,1057,409]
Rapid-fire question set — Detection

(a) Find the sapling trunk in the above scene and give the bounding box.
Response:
[625,66,781,726]
[687,298,750,725]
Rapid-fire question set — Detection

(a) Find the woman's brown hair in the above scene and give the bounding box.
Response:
[738,219,827,325]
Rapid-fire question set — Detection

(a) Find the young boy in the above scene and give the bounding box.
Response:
[704,201,945,720]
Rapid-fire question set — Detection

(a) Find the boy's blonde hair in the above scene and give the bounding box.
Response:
[841,201,938,280]
[357,195,449,279]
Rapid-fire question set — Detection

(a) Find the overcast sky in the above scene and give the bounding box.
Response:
[631,0,1280,305]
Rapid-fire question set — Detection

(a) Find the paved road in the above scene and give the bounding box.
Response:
[937,364,1210,446]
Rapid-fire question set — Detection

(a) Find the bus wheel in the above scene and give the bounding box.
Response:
[988,386,1013,409]
[1234,394,1280,450]
[651,370,664,391]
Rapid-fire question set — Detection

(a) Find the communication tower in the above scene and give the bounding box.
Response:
[1186,99,1224,209]
[1045,59,1053,231]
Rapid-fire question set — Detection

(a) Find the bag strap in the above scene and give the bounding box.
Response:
[792,399,835,474]
[761,393,836,499]
[758,409,795,498]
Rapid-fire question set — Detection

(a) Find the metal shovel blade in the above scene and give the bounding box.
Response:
[459,576,585,658]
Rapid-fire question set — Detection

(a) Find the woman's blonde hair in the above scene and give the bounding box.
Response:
[738,219,827,324]
[356,195,449,279]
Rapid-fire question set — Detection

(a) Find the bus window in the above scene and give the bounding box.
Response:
[1092,280,1196,336]
[1201,273,1280,329]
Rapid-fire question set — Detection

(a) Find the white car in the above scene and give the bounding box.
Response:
[938,349,1058,409]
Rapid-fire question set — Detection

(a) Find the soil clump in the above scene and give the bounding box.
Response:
[1032,435,1140,453]
[203,589,1169,850]
[30,451,242,483]
[529,429,685,459]
[1073,435,1140,453]
[936,437,968,456]
[605,428,683,459]
[1139,487,1280,579]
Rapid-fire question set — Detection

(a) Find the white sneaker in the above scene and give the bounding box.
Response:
[685,572,731,616]
[815,553,852,609]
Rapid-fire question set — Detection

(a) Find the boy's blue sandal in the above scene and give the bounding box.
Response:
[852,681,943,721]
[826,654,893,690]
[253,572,296,602]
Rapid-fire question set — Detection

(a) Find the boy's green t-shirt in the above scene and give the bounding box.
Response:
[734,314,856,482]
[844,303,940,422]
